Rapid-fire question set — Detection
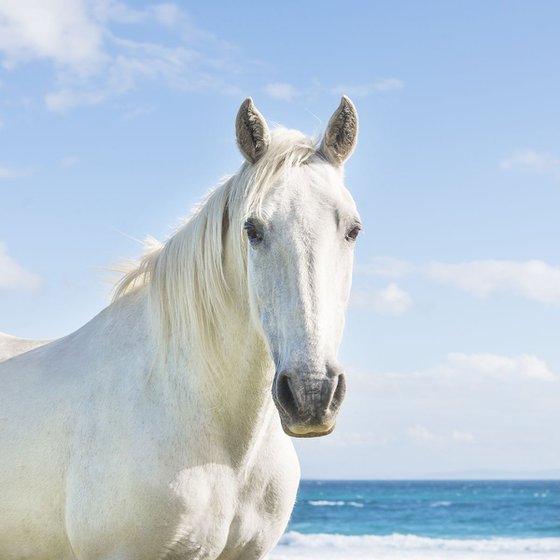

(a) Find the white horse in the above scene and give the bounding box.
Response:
[0,97,361,559]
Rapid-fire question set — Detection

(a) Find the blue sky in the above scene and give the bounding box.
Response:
[1,0,559,478]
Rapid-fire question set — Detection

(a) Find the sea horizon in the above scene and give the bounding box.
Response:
[297,470,560,481]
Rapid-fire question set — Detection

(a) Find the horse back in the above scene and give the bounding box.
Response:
[0,332,51,363]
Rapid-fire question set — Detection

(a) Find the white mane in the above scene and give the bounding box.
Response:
[114,128,318,370]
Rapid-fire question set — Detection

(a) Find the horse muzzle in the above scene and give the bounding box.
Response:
[272,366,346,438]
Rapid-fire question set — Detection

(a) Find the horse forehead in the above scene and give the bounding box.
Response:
[265,163,354,220]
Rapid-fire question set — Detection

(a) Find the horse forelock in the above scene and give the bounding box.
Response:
[112,127,319,371]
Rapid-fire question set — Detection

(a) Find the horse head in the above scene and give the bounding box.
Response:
[236,97,361,438]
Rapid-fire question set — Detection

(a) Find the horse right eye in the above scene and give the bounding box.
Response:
[244,221,264,245]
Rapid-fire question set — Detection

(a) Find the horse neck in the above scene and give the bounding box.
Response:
[156,230,280,465]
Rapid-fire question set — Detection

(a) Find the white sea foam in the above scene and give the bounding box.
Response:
[308,500,364,507]
[270,532,560,560]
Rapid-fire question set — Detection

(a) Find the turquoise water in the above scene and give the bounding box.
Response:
[288,480,560,538]
[271,480,560,559]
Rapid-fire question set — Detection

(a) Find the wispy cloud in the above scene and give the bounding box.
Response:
[59,155,80,168]
[362,352,558,386]
[362,257,560,304]
[0,1,240,111]
[263,82,299,101]
[91,1,183,27]
[0,164,33,179]
[406,426,476,446]
[406,425,445,445]
[364,256,413,278]
[351,282,412,315]
[329,78,403,97]
[324,430,392,448]
[262,78,403,102]
[344,350,557,454]
[452,430,476,443]
[500,149,560,178]
[0,241,41,293]
[443,352,557,382]
[424,260,560,303]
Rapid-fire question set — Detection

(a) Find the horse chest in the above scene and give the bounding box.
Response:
[164,457,298,560]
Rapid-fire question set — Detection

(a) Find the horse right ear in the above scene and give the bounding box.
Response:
[236,98,270,164]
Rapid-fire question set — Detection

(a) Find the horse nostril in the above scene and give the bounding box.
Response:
[329,373,346,412]
[276,372,298,416]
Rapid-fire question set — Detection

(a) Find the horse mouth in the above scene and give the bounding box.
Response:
[280,419,336,438]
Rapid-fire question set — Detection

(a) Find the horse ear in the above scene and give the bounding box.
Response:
[236,98,270,164]
[319,96,359,165]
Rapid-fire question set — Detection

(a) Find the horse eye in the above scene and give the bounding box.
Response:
[346,226,361,242]
[244,221,264,245]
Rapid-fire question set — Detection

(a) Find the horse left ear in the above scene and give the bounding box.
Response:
[319,96,359,165]
[236,98,270,164]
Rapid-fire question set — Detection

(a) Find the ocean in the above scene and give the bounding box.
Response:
[270,480,560,560]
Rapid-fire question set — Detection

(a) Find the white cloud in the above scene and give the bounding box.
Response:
[44,35,230,111]
[92,0,151,24]
[363,257,560,305]
[500,149,560,177]
[330,78,403,97]
[264,82,299,101]
[352,351,557,450]
[452,430,476,443]
[306,353,559,476]
[406,426,476,446]
[150,4,181,27]
[45,89,106,112]
[0,1,239,111]
[90,1,192,29]
[406,425,445,445]
[263,78,403,102]
[351,282,412,315]
[0,0,103,73]
[362,256,413,278]
[425,260,560,303]
[59,155,80,168]
[378,352,557,384]
[324,430,391,447]
[372,78,404,91]
[0,165,32,179]
[446,352,557,382]
[0,241,41,293]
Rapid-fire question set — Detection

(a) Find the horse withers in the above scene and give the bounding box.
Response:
[0,97,361,559]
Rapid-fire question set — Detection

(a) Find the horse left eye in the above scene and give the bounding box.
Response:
[345,226,361,242]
